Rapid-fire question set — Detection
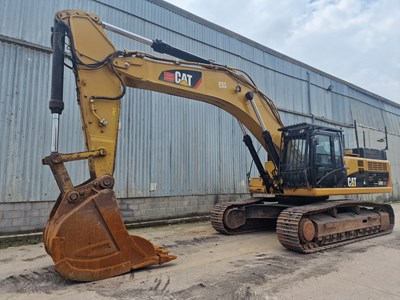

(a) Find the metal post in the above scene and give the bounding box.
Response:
[306,71,313,122]
[354,120,360,150]
[363,131,366,148]
[385,126,388,150]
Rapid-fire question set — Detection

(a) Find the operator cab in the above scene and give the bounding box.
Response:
[279,123,347,189]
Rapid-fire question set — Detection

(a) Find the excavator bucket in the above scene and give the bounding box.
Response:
[43,188,176,281]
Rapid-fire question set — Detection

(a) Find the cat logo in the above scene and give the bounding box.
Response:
[159,70,202,89]
[347,177,357,188]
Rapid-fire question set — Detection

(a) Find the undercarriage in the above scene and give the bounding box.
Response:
[211,198,394,253]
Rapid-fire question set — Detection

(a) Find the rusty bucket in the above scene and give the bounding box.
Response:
[43,183,176,281]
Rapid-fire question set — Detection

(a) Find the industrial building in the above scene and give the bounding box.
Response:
[0,0,399,234]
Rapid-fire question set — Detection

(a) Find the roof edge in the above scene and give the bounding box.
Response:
[150,0,399,108]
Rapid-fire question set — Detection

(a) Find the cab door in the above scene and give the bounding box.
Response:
[312,132,347,187]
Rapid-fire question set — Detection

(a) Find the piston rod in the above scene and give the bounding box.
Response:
[246,92,267,131]
[103,21,211,64]
[51,114,60,152]
[102,22,153,46]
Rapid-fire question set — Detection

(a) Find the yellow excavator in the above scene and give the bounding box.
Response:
[43,10,395,281]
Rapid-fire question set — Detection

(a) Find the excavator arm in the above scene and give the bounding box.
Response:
[43,10,283,281]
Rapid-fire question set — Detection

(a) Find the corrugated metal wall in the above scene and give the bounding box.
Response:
[1,0,399,203]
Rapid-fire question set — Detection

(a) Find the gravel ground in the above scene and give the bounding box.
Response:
[0,202,399,300]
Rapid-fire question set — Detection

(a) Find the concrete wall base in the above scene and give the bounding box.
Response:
[0,194,249,235]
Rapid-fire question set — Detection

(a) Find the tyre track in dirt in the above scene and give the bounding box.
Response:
[0,204,399,299]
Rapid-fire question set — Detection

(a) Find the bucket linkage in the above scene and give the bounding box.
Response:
[43,152,176,281]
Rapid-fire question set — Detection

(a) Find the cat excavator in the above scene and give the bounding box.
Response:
[43,10,395,281]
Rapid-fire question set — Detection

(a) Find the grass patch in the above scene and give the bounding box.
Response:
[0,236,42,250]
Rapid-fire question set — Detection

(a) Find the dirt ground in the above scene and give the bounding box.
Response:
[0,202,399,300]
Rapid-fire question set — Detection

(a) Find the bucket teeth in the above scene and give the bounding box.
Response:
[155,247,177,264]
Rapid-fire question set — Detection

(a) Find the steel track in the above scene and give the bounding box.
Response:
[211,198,267,234]
[276,200,395,253]
[211,198,395,253]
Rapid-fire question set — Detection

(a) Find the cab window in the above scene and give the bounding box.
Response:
[314,133,344,183]
[315,135,332,165]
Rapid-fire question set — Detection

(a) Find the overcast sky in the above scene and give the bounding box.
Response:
[164,0,400,103]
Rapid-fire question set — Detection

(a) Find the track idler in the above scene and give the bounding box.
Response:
[43,175,176,281]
